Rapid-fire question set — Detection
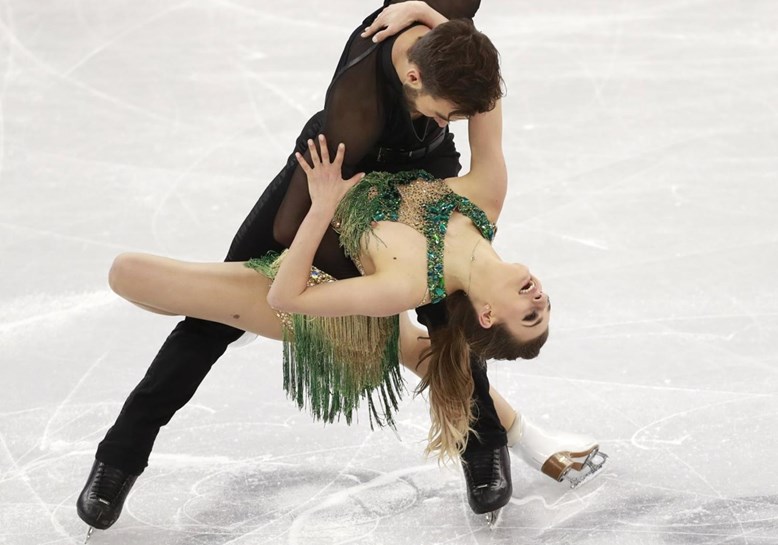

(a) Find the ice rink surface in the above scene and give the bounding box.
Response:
[1,0,777,543]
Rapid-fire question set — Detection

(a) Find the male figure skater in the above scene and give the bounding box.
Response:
[77,1,604,534]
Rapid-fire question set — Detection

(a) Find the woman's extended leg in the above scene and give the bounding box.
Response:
[109,252,283,341]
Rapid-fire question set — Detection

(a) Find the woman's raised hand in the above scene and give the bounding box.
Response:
[295,134,364,212]
[361,2,422,43]
[361,1,447,43]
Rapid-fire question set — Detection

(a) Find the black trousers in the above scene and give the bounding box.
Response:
[96,112,506,475]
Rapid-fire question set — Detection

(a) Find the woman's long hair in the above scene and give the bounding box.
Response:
[417,290,548,462]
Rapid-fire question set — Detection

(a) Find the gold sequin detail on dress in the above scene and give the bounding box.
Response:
[333,169,496,304]
[394,178,453,235]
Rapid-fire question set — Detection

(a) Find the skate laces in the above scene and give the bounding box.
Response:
[465,448,501,488]
[91,464,129,503]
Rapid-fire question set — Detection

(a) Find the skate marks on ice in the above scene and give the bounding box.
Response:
[484,369,778,543]
[113,458,610,545]
[2,0,778,543]
[5,441,778,545]
[95,457,482,544]
[493,474,778,544]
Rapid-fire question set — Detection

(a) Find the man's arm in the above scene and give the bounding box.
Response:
[272,20,385,276]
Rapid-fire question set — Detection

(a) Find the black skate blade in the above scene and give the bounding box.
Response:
[485,508,501,528]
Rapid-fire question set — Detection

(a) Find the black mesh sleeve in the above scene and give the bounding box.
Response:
[271,1,480,279]
[273,34,384,279]
[387,0,481,19]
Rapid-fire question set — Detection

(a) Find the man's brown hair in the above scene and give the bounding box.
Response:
[407,19,504,118]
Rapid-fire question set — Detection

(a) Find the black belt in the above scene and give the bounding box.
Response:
[375,129,447,163]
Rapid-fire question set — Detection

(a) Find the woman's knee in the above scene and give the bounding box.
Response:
[108,252,145,297]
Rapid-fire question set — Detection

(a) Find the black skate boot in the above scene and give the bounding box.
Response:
[461,445,512,525]
[77,459,138,539]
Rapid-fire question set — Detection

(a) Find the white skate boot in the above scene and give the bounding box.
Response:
[507,413,607,489]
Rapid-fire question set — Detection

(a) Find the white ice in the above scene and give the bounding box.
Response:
[1,1,777,544]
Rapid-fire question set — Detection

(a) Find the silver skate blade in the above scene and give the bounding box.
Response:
[84,526,94,544]
[566,451,608,489]
[485,508,501,528]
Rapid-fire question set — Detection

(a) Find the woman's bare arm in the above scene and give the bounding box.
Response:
[268,136,419,318]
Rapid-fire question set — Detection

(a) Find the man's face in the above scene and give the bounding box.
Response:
[403,83,464,127]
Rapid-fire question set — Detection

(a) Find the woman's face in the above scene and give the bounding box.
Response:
[493,264,551,343]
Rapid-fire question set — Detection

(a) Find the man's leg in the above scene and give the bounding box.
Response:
[78,112,327,532]
[94,318,243,474]
[461,360,512,517]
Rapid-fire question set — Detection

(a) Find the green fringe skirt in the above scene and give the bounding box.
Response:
[245,252,404,428]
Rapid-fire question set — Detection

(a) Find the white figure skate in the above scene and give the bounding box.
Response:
[508,413,608,489]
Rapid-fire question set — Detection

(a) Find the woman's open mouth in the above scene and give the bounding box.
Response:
[519,279,535,294]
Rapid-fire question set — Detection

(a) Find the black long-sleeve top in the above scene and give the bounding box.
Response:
[275,1,480,277]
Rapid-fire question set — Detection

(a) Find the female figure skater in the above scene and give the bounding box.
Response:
[108,101,548,463]
[77,7,606,538]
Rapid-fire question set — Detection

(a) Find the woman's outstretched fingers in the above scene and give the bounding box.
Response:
[333,142,346,168]
[307,139,320,165]
[346,171,365,188]
[294,152,312,174]
[318,134,330,164]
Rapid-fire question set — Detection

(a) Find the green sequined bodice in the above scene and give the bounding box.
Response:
[334,170,496,304]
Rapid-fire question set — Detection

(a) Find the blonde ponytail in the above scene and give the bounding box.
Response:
[417,290,549,463]
[417,321,475,463]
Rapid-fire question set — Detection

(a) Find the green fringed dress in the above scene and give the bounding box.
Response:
[246,169,496,429]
